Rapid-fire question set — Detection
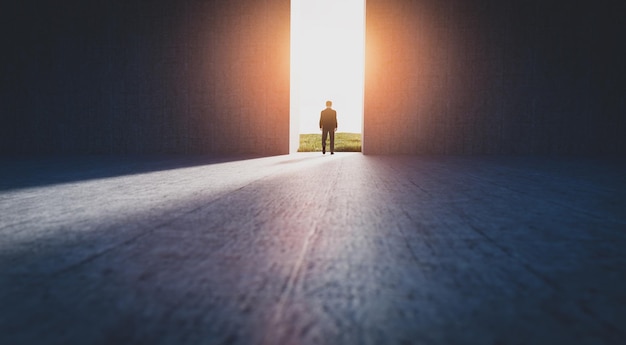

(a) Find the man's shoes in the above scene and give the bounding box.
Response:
[322,147,326,154]
[331,152,334,155]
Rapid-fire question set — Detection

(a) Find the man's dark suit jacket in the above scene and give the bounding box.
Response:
[319,108,338,129]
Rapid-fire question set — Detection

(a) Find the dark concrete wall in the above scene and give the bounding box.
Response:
[364,0,626,155]
[2,1,624,156]
[1,0,290,155]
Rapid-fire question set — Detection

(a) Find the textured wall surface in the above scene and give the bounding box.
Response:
[364,0,626,155]
[2,1,624,156]
[1,0,290,155]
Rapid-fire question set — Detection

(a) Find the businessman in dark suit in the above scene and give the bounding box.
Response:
[319,100,338,155]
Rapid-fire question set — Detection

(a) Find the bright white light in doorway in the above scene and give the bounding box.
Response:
[291,0,365,136]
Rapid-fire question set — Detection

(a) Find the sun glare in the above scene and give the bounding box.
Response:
[290,0,365,151]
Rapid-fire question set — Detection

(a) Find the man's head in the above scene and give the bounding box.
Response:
[326,100,332,108]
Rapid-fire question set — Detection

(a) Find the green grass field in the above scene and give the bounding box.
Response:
[298,132,362,152]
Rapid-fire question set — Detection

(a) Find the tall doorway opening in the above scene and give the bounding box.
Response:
[290,0,365,153]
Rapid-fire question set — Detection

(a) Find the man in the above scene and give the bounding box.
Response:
[319,100,338,155]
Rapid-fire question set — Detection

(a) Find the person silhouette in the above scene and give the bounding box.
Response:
[319,100,338,155]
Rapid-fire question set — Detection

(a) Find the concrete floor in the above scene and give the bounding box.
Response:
[1,153,625,345]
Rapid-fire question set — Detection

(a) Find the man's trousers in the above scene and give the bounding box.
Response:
[321,127,335,153]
